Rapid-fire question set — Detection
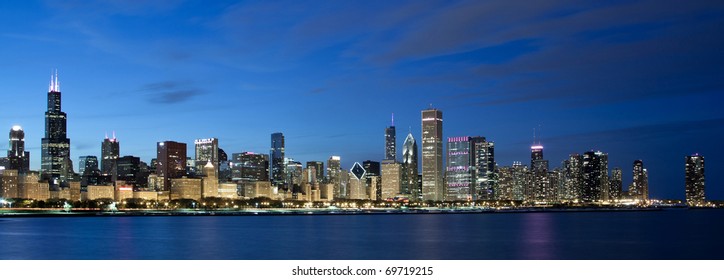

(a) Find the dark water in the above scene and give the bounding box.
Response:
[1,209,722,260]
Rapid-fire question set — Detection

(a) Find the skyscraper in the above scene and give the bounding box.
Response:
[381,160,402,200]
[530,144,550,202]
[156,141,187,191]
[446,136,472,201]
[327,156,342,198]
[610,167,623,200]
[685,154,705,206]
[471,136,495,200]
[582,151,602,202]
[401,133,419,199]
[421,107,443,201]
[79,155,99,176]
[194,138,219,175]
[7,126,30,174]
[41,71,72,187]
[306,161,324,183]
[101,133,119,176]
[631,160,647,200]
[231,152,269,182]
[270,132,285,187]
[385,114,396,161]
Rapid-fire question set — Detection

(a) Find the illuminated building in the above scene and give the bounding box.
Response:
[79,156,99,176]
[218,182,239,199]
[562,154,583,201]
[1,169,18,198]
[231,152,269,182]
[381,160,402,200]
[7,126,30,174]
[41,71,72,187]
[194,138,218,176]
[306,161,324,183]
[270,132,285,187]
[170,178,202,201]
[156,141,187,191]
[421,108,443,201]
[285,159,303,193]
[202,161,218,198]
[446,136,472,201]
[349,162,366,200]
[133,191,158,201]
[115,183,134,201]
[243,181,273,199]
[529,143,552,202]
[631,160,648,200]
[582,151,608,202]
[471,137,495,200]
[117,156,144,188]
[367,175,381,201]
[401,133,419,200]
[101,133,119,177]
[69,181,81,201]
[610,168,623,200]
[87,185,114,200]
[327,156,342,198]
[685,154,705,206]
[385,114,396,161]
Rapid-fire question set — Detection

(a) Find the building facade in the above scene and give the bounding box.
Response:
[685,154,705,206]
[421,108,443,201]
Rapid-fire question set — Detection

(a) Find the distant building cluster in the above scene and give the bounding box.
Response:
[0,72,709,207]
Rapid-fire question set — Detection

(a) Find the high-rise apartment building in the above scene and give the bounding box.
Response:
[156,141,187,191]
[306,161,324,183]
[41,71,72,187]
[631,160,648,200]
[231,152,269,182]
[421,108,443,201]
[685,154,705,206]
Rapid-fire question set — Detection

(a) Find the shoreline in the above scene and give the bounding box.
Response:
[0,206,700,218]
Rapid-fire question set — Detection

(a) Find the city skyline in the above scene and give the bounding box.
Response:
[0,1,722,200]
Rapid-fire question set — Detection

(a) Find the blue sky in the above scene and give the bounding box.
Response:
[0,0,722,199]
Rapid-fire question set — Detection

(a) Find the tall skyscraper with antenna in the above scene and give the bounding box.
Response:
[41,70,72,187]
[102,132,120,177]
[385,113,396,161]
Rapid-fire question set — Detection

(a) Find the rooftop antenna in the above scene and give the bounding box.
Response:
[112,131,116,140]
[391,113,394,126]
[533,127,536,145]
[105,132,108,139]
[55,69,59,92]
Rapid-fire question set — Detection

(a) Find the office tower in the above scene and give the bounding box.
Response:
[270,132,285,187]
[349,162,366,200]
[218,148,228,162]
[631,160,646,200]
[7,126,30,174]
[446,136,472,201]
[363,160,380,177]
[471,137,495,200]
[421,107,443,201]
[195,138,219,175]
[116,156,142,188]
[101,133,119,176]
[306,161,324,183]
[686,154,705,205]
[381,160,401,200]
[561,154,583,201]
[339,169,350,199]
[385,114,396,161]
[231,152,269,182]
[41,71,72,187]
[79,156,99,176]
[156,141,187,191]
[401,133,419,199]
[327,156,342,198]
[285,159,303,193]
[368,175,381,201]
[610,168,623,200]
[582,151,608,202]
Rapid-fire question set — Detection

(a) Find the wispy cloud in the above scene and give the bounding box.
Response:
[140,81,204,104]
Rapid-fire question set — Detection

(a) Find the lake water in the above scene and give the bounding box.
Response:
[1,209,722,259]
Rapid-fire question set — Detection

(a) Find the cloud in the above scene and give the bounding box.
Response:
[140,81,204,104]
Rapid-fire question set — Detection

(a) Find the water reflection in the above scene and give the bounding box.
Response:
[520,213,554,259]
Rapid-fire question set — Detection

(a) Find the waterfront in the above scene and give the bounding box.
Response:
[1,209,722,260]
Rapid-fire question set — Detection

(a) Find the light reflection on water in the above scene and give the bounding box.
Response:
[1,210,723,260]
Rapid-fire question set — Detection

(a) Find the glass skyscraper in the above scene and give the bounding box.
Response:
[385,114,396,161]
[270,132,285,187]
[401,133,418,199]
[685,154,705,206]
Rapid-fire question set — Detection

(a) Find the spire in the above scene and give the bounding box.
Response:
[105,132,109,139]
[391,113,394,126]
[48,69,60,92]
[112,130,116,140]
